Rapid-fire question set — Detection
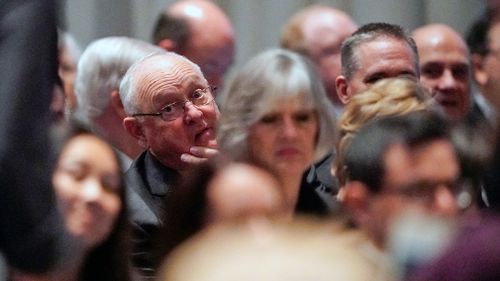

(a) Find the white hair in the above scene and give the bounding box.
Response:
[74,37,165,123]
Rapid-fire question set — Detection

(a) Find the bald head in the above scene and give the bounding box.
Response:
[413,24,469,57]
[120,53,203,114]
[153,0,235,88]
[413,24,471,121]
[282,5,357,106]
[206,163,286,223]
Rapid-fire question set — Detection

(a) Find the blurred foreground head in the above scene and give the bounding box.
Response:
[159,218,397,281]
[342,112,461,248]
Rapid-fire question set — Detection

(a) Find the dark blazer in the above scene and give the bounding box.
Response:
[0,0,66,273]
[125,151,179,279]
[298,153,339,215]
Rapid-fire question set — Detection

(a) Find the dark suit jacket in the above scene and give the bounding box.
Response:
[125,151,179,279]
[0,0,65,273]
[467,99,493,130]
[298,153,339,215]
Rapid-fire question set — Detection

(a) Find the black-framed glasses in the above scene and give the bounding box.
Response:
[132,86,216,121]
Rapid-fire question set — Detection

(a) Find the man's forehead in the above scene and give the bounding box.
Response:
[416,33,469,60]
[356,38,418,76]
[357,37,414,58]
[419,51,469,67]
[133,55,205,103]
[411,139,459,181]
[382,139,459,191]
[382,143,415,189]
[136,55,200,81]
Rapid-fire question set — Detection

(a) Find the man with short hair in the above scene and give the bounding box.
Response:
[336,22,420,104]
[305,23,421,201]
[281,5,357,113]
[342,112,460,249]
[152,0,235,89]
[74,37,165,167]
[120,52,219,277]
[413,24,472,121]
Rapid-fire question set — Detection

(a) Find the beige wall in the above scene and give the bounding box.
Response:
[64,0,485,70]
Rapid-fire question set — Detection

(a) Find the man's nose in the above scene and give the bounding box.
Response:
[438,69,457,90]
[432,186,458,216]
[183,102,203,124]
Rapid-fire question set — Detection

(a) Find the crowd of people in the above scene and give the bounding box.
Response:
[3,0,500,280]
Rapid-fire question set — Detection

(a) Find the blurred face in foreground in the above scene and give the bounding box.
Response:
[366,140,460,247]
[53,134,122,248]
[206,163,285,223]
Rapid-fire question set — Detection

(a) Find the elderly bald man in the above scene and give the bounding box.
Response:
[152,0,235,89]
[413,24,472,121]
[120,52,219,278]
[281,5,357,114]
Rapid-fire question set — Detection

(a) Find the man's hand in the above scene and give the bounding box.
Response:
[180,146,219,165]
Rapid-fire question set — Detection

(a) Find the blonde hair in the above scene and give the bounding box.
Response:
[334,78,433,186]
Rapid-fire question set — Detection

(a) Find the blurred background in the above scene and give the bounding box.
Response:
[61,0,486,70]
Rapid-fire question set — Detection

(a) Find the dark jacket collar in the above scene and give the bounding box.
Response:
[143,151,179,196]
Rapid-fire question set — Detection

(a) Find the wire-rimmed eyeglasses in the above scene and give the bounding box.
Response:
[132,86,216,121]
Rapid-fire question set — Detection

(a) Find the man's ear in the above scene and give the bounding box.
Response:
[110,90,127,118]
[157,38,177,52]
[343,181,371,226]
[335,75,350,105]
[123,117,148,148]
[472,54,488,87]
